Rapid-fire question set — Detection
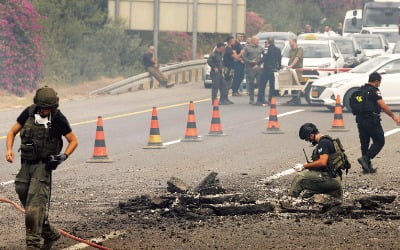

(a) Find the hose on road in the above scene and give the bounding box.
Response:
[0,197,112,250]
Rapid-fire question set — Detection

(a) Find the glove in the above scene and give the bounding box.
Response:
[46,153,68,171]
[294,163,305,172]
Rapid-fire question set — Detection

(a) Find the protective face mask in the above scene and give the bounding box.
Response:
[34,114,50,128]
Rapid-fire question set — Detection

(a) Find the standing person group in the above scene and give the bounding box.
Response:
[207,35,282,106]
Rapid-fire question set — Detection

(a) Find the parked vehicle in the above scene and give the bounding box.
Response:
[352,34,390,58]
[361,27,400,52]
[309,54,400,111]
[328,36,367,68]
[393,41,400,54]
[342,9,362,36]
[256,32,296,48]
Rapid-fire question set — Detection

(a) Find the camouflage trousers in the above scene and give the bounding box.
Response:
[15,161,60,249]
[290,170,343,199]
[146,66,168,87]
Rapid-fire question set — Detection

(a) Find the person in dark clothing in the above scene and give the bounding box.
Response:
[222,36,236,104]
[355,72,400,173]
[255,38,281,105]
[142,45,173,88]
[231,33,245,96]
[207,42,230,105]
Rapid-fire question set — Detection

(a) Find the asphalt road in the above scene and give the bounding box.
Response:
[1,82,400,249]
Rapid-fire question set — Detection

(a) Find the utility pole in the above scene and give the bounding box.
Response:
[153,0,160,60]
[232,0,238,37]
[192,0,198,60]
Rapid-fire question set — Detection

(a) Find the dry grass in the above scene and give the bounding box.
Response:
[0,77,123,111]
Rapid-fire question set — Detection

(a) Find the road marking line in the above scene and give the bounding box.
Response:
[0,98,211,140]
[260,127,400,183]
[384,128,400,137]
[163,139,182,146]
[264,109,305,119]
[62,230,125,250]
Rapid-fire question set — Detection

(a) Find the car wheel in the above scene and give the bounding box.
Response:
[304,83,312,104]
[343,88,358,113]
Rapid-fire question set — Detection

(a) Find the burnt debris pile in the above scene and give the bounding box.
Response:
[118,172,399,222]
[119,172,274,219]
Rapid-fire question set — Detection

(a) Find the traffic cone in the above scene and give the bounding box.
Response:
[87,116,113,163]
[328,95,349,132]
[263,97,284,134]
[181,101,203,142]
[143,107,166,149]
[208,99,227,136]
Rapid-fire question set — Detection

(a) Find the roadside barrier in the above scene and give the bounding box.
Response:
[0,198,111,250]
[329,95,349,132]
[208,99,226,136]
[144,107,166,149]
[181,101,203,142]
[87,116,113,163]
[263,97,284,134]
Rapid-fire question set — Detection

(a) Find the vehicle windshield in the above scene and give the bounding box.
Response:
[363,7,400,27]
[334,40,354,54]
[258,33,290,41]
[354,37,383,49]
[282,43,331,58]
[343,18,362,33]
[350,56,389,73]
[301,44,331,58]
[374,32,400,43]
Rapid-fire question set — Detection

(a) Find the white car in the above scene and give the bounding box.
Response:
[309,54,400,111]
[281,39,344,83]
[352,34,390,58]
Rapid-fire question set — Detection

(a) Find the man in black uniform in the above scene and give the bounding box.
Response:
[6,86,78,249]
[290,123,343,198]
[222,36,236,104]
[354,72,400,173]
[231,33,245,96]
[207,42,230,105]
[256,38,281,105]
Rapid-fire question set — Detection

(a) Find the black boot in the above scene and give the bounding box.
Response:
[358,155,376,174]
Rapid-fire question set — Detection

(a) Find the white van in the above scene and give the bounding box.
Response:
[342,9,362,36]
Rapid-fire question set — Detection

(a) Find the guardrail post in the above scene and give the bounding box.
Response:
[150,78,154,89]
[189,70,192,83]
[175,72,179,85]
[194,69,199,82]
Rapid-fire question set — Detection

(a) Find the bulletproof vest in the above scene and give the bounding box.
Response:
[19,104,62,161]
[311,136,351,178]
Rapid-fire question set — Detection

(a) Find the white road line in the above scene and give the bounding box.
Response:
[62,230,125,250]
[384,128,400,137]
[163,139,181,146]
[260,127,400,183]
[264,109,305,120]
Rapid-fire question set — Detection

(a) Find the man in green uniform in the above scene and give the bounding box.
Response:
[6,86,78,249]
[290,123,343,199]
[242,36,263,104]
[285,38,304,105]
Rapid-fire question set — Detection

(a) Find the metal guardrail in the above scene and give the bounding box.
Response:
[90,59,207,95]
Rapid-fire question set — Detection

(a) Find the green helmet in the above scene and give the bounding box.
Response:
[33,86,59,109]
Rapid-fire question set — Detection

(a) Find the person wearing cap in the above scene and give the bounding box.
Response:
[6,86,78,249]
[290,123,343,199]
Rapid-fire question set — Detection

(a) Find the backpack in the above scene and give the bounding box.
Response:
[349,86,373,115]
[313,136,351,179]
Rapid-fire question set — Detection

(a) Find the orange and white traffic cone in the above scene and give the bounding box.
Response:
[87,116,113,163]
[143,107,166,149]
[208,99,227,136]
[263,97,284,134]
[181,101,203,142]
[329,95,349,132]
